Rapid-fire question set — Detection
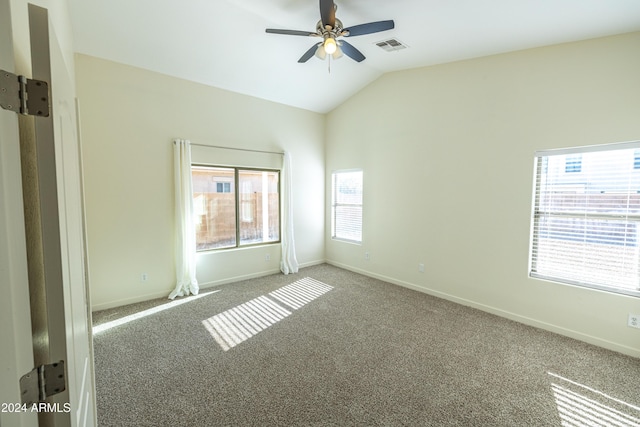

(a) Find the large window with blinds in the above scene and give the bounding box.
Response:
[331,170,363,243]
[192,165,280,251]
[529,141,640,298]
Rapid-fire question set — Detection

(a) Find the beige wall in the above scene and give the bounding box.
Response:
[326,32,640,357]
[76,55,325,310]
[77,32,640,356]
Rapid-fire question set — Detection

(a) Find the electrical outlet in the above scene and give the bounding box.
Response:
[418,263,425,273]
[141,273,148,282]
[629,314,640,329]
[265,254,271,262]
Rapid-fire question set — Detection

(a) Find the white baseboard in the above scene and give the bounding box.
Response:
[198,259,326,290]
[299,259,326,269]
[326,260,640,359]
[91,290,173,312]
[198,268,280,289]
[91,260,327,312]
[91,257,639,358]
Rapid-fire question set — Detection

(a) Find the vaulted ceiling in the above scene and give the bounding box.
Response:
[68,0,640,113]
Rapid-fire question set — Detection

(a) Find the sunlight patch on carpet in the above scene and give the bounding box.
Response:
[202,277,333,351]
[203,296,291,351]
[269,277,333,310]
[93,291,218,334]
[549,372,640,427]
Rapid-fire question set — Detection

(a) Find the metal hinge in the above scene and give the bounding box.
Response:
[20,360,66,405]
[0,69,50,117]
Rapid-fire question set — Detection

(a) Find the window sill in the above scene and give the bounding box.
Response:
[196,240,281,254]
[331,237,362,246]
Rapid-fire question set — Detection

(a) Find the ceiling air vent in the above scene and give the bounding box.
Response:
[375,38,407,52]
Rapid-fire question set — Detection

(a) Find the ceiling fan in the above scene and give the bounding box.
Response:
[265,0,395,63]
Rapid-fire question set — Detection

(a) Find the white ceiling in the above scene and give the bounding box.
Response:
[68,0,640,113]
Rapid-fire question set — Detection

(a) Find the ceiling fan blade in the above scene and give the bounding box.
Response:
[344,20,395,37]
[319,0,335,29]
[339,40,365,62]
[298,42,322,63]
[266,29,316,37]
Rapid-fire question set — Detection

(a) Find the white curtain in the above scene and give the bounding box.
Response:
[280,151,299,274]
[169,139,199,299]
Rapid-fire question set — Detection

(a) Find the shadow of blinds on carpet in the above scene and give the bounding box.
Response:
[548,372,640,426]
[202,277,332,351]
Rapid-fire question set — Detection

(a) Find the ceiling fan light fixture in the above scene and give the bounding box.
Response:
[332,45,343,60]
[324,37,337,54]
[315,45,327,60]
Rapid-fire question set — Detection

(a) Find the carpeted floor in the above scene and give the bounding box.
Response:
[92,264,640,426]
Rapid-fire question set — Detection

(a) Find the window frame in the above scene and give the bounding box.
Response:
[192,164,281,252]
[528,141,640,298]
[331,169,364,244]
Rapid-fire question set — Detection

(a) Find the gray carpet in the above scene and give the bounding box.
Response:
[92,264,640,426]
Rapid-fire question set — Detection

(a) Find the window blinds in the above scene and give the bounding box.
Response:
[332,170,363,243]
[530,141,640,297]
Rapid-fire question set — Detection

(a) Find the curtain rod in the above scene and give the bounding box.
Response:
[174,140,284,156]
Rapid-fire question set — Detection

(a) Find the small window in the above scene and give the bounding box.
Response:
[331,170,363,243]
[529,142,640,298]
[192,166,280,251]
[216,182,231,193]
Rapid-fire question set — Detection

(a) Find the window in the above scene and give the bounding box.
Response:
[192,166,280,250]
[529,142,640,297]
[216,182,231,193]
[331,170,363,243]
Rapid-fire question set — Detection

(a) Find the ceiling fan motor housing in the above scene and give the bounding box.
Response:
[316,18,344,40]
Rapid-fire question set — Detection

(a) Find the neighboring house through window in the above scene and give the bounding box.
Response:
[529,142,640,297]
[192,165,280,250]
